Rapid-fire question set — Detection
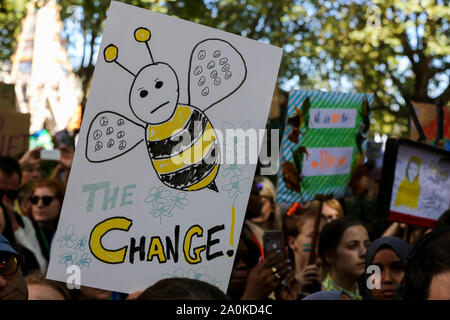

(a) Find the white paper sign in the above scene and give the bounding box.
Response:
[46,1,282,294]
[308,108,357,129]
[390,144,450,222]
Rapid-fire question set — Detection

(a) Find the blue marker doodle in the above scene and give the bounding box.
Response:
[162,266,221,288]
[76,253,92,269]
[56,224,78,249]
[222,175,248,204]
[145,188,189,224]
[74,236,88,251]
[170,192,189,209]
[59,252,77,267]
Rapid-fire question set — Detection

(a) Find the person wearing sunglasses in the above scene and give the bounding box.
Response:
[30,178,66,261]
[0,234,28,300]
[0,157,47,273]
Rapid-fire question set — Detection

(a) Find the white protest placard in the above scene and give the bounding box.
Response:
[46,1,282,294]
[389,142,450,227]
[308,109,357,129]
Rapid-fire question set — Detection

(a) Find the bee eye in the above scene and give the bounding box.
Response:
[155,81,163,89]
[140,90,148,98]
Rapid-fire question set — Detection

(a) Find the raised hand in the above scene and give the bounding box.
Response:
[19,147,43,167]
[58,146,75,169]
[297,263,322,295]
[241,250,292,300]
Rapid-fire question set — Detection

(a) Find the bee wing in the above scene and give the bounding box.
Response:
[188,39,247,112]
[85,111,145,163]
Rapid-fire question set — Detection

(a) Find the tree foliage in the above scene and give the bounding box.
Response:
[0,0,27,63]
[0,0,448,137]
[209,0,449,137]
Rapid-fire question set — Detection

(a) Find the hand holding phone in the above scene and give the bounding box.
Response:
[263,230,285,260]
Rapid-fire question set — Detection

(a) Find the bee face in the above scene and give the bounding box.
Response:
[129,63,179,124]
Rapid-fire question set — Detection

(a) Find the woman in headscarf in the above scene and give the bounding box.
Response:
[363,236,411,300]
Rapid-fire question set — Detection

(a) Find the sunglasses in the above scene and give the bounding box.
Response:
[30,195,55,206]
[0,189,19,201]
[0,253,19,276]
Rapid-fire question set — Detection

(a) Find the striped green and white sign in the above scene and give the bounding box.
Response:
[276,90,374,204]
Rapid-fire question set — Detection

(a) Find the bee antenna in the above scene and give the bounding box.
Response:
[104,44,136,77]
[134,27,154,64]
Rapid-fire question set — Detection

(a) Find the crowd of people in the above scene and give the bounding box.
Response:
[0,144,449,301]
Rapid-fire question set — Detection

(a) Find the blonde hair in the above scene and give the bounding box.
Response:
[256,176,276,200]
[323,199,344,218]
[254,176,281,230]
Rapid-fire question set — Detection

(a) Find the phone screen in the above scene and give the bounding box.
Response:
[40,149,61,161]
[263,230,284,259]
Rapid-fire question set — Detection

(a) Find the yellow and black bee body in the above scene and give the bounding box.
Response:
[146,104,220,192]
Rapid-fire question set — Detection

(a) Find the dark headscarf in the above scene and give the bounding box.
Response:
[302,290,345,300]
[362,236,411,300]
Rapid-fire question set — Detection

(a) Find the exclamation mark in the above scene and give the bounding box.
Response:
[226,206,236,257]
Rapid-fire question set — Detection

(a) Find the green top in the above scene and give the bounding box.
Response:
[322,273,362,300]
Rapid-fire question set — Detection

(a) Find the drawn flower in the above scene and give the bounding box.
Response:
[222,175,248,202]
[74,236,87,251]
[209,279,223,288]
[161,267,185,279]
[76,253,92,269]
[161,267,221,288]
[222,121,251,165]
[56,225,78,249]
[221,163,244,177]
[187,266,211,282]
[145,187,171,206]
[58,252,77,267]
[149,203,173,224]
[170,192,189,209]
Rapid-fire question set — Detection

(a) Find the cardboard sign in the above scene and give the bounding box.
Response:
[409,101,450,150]
[0,83,17,112]
[378,139,450,228]
[0,112,30,157]
[277,90,374,203]
[46,1,282,294]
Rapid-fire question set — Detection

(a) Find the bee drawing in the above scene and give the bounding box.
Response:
[85,27,247,192]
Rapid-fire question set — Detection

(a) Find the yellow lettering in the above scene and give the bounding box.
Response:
[183,225,205,264]
[147,237,167,263]
[89,217,132,264]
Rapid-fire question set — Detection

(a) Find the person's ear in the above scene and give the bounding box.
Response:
[324,250,335,266]
[287,236,297,252]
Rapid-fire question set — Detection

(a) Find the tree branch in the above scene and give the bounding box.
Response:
[437,83,450,105]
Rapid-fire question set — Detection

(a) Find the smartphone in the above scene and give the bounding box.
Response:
[40,149,61,161]
[263,230,285,260]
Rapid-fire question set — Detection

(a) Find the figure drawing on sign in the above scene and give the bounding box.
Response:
[395,156,421,210]
[86,27,247,192]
